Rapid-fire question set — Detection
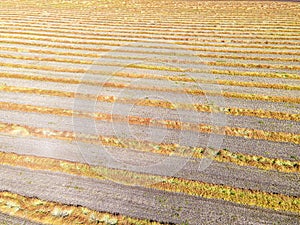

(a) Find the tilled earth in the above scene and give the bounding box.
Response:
[0,0,299,224]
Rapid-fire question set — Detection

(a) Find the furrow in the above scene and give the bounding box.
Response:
[1,27,300,46]
[1,21,300,40]
[1,80,299,121]
[2,38,300,56]
[2,21,300,35]
[2,45,300,66]
[1,49,300,73]
[0,151,299,214]
[1,67,300,102]
[1,33,300,50]
[0,119,299,172]
[1,68,299,96]
[1,47,300,81]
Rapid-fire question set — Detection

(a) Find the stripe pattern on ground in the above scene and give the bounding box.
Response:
[0,0,299,224]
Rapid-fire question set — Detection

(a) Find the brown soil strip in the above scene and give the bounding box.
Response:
[2,21,300,36]
[1,8,298,26]
[1,23,300,41]
[0,151,299,214]
[0,48,300,84]
[2,10,299,22]
[1,65,299,94]
[1,64,300,104]
[2,33,300,50]
[2,101,300,145]
[0,79,299,122]
[2,45,300,64]
[0,119,299,172]
[1,49,300,73]
[2,38,300,57]
[1,27,300,47]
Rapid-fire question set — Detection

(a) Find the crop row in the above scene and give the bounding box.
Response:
[2,41,300,64]
[0,151,299,213]
[0,22,298,35]
[1,69,300,103]
[3,101,300,145]
[2,32,300,50]
[0,14,299,30]
[0,115,299,173]
[1,50,300,81]
[1,47,299,72]
[2,24,300,40]
[2,67,298,93]
[0,191,159,225]
[2,38,300,57]
[0,79,299,121]
[2,22,238,36]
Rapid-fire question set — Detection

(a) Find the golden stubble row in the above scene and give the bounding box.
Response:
[0,10,299,33]
[1,43,300,74]
[0,107,299,173]
[1,44,300,65]
[0,100,299,144]
[0,151,299,214]
[1,67,299,104]
[1,72,299,122]
[1,61,299,92]
[1,26,300,43]
[2,33,300,51]
[0,78,299,122]
[0,191,161,225]
[2,38,300,57]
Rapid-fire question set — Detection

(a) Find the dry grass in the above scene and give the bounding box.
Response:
[0,152,299,214]
[0,191,162,224]
[0,119,299,173]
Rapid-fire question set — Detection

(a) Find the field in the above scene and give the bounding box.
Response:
[0,0,299,224]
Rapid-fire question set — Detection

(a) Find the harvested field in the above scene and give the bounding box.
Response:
[0,0,299,224]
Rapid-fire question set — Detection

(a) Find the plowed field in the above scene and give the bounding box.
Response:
[0,0,299,224]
